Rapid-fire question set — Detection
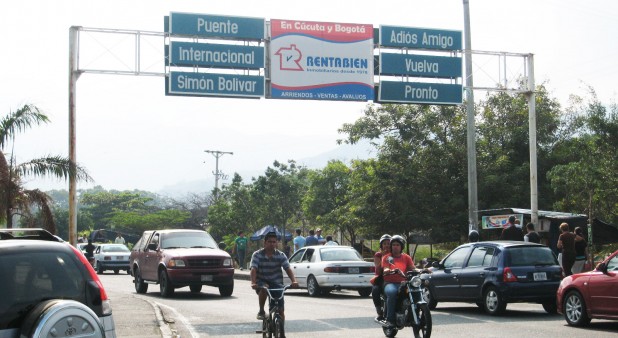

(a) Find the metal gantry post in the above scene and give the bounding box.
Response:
[204,150,233,200]
[463,0,478,231]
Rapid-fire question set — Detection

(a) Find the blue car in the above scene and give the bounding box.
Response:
[422,241,563,315]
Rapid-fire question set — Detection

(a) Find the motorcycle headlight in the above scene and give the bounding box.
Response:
[411,276,422,288]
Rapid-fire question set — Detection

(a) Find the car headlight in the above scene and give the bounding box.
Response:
[223,258,232,267]
[411,276,422,288]
[167,259,186,267]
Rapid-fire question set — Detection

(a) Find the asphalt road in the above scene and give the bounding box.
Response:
[99,272,618,337]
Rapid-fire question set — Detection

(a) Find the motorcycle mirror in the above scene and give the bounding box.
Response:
[387,256,394,265]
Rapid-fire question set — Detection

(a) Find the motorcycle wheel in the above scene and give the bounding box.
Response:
[382,326,398,338]
[412,303,432,338]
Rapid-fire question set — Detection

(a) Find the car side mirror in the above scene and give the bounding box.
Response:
[432,261,441,269]
[147,243,158,251]
[595,262,607,273]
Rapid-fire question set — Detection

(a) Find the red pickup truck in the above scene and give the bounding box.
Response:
[130,229,234,297]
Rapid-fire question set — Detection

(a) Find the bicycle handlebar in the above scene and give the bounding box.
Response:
[260,285,291,300]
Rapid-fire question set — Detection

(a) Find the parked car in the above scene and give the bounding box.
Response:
[94,243,131,274]
[130,229,234,297]
[283,245,375,297]
[557,249,618,326]
[422,241,563,315]
[0,228,116,337]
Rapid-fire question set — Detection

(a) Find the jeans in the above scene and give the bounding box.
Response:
[237,249,246,269]
[372,284,382,313]
[384,283,399,323]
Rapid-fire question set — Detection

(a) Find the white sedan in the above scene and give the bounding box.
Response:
[284,245,375,297]
[93,243,131,274]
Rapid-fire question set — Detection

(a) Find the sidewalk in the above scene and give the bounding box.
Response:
[112,268,251,337]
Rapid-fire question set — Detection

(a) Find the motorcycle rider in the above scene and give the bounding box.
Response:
[381,235,416,328]
[372,234,391,321]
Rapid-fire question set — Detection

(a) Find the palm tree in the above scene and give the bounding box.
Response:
[0,104,92,232]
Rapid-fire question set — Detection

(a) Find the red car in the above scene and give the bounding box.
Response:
[557,249,618,326]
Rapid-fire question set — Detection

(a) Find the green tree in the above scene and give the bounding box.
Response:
[207,173,257,241]
[0,104,91,232]
[79,189,154,229]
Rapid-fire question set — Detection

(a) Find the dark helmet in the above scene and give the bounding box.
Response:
[379,234,391,246]
[468,230,480,243]
[390,235,406,248]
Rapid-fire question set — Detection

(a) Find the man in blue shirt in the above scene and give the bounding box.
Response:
[250,229,299,334]
[305,229,318,246]
[293,228,306,252]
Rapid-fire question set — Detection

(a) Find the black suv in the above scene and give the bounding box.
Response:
[0,228,117,337]
[422,241,563,315]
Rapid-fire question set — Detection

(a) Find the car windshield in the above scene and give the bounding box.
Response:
[102,245,129,253]
[320,248,363,262]
[161,232,218,249]
[506,247,557,266]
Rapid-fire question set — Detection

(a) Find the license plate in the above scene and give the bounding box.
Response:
[533,272,547,281]
[348,267,359,274]
[201,275,213,281]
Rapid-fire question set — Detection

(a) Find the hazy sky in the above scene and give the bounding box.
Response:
[2,0,616,194]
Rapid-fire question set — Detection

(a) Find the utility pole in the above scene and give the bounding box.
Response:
[204,150,233,200]
[463,0,478,232]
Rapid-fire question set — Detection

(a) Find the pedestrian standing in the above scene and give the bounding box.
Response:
[523,223,541,243]
[234,231,249,270]
[557,222,576,276]
[115,232,126,244]
[571,227,589,274]
[293,229,306,252]
[305,229,318,246]
[500,216,524,241]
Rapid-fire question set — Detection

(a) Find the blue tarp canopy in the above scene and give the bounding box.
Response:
[250,225,293,242]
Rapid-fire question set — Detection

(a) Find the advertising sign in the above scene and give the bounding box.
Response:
[481,214,524,229]
[380,53,462,79]
[270,19,374,101]
[168,71,264,98]
[379,25,462,51]
[169,12,265,40]
[170,42,264,69]
[378,81,462,105]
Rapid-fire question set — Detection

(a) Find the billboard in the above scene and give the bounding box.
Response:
[481,214,524,229]
[269,19,374,101]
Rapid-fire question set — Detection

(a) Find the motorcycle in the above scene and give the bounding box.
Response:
[376,257,432,338]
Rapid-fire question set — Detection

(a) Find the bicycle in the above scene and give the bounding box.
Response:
[255,285,290,338]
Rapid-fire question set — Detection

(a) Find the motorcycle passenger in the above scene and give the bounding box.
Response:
[381,235,416,328]
[250,229,299,338]
[372,234,391,321]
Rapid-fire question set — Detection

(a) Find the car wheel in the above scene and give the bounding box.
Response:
[134,267,148,294]
[96,262,104,274]
[307,275,321,297]
[564,290,591,326]
[159,269,175,297]
[190,284,203,293]
[358,287,372,297]
[483,286,506,315]
[542,300,558,314]
[20,299,104,338]
[113,269,119,274]
[423,286,438,310]
[219,283,234,297]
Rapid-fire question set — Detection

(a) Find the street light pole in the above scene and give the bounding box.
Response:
[204,150,233,200]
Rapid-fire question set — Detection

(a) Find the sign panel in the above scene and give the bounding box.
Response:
[379,25,462,51]
[378,81,462,105]
[481,214,524,229]
[169,12,265,40]
[270,19,374,101]
[170,42,264,69]
[380,53,462,79]
[168,71,264,98]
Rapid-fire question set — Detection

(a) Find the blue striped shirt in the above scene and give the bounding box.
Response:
[250,248,290,284]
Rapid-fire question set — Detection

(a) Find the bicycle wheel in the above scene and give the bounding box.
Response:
[273,315,284,338]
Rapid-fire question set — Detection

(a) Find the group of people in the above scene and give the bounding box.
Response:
[499,216,590,276]
[293,228,338,252]
[499,215,541,243]
[557,222,589,276]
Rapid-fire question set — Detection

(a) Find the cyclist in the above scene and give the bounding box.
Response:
[250,228,299,337]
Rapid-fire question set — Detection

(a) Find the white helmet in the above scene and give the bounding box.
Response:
[390,235,406,248]
[379,234,391,246]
